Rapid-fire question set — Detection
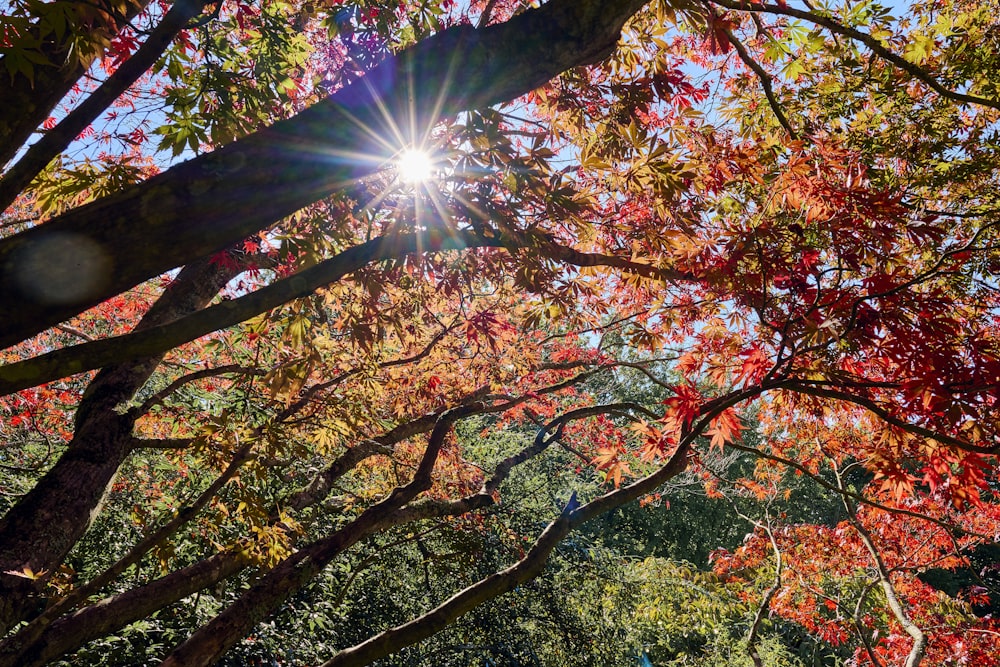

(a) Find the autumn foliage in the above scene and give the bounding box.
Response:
[2,0,1000,665]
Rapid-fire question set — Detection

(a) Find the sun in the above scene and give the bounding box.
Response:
[396,148,434,184]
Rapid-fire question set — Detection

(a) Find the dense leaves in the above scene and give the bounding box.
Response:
[2,0,1000,665]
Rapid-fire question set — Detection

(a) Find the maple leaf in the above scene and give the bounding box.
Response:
[703,13,737,55]
[591,447,630,488]
[662,384,703,434]
[3,566,48,580]
[704,407,743,451]
[734,346,770,386]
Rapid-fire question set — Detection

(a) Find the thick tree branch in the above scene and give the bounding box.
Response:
[394,401,652,523]
[7,551,249,667]
[0,0,651,347]
[538,243,690,283]
[284,363,596,514]
[318,387,761,665]
[0,442,253,667]
[0,230,675,397]
[7,388,546,666]
[320,414,703,666]
[0,229,501,396]
[155,383,607,666]
[128,437,196,450]
[321,512,575,667]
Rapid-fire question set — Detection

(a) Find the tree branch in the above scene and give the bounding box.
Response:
[0,254,241,632]
[784,382,997,454]
[320,412,704,665]
[833,463,927,667]
[0,229,677,397]
[0,0,650,346]
[4,551,248,667]
[0,229,502,396]
[157,402,487,667]
[717,12,797,138]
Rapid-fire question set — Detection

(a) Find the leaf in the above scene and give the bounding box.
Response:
[704,408,743,451]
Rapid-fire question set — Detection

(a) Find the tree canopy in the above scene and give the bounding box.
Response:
[2,0,1000,665]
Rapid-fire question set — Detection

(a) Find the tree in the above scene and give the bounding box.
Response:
[2,0,1000,665]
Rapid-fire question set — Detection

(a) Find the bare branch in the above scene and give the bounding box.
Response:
[131,364,266,416]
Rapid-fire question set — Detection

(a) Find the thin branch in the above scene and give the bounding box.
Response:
[784,382,997,454]
[724,440,992,540]
[746,512,782,667]
[615,360,679,390]
[852,578,888,667]
[700,466,784,667]
[833,463,927,667]
[129,437,196,450]
[710,0,1000,111]
[54,325,95,343]
[131,364,266,417]
[724,25,796,138]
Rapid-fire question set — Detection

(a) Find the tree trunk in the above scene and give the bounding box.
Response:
[0,257,238,632]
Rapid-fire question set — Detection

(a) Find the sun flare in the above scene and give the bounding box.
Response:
[396,148,434,184]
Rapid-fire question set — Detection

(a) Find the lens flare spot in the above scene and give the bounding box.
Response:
[12,232,111,305]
